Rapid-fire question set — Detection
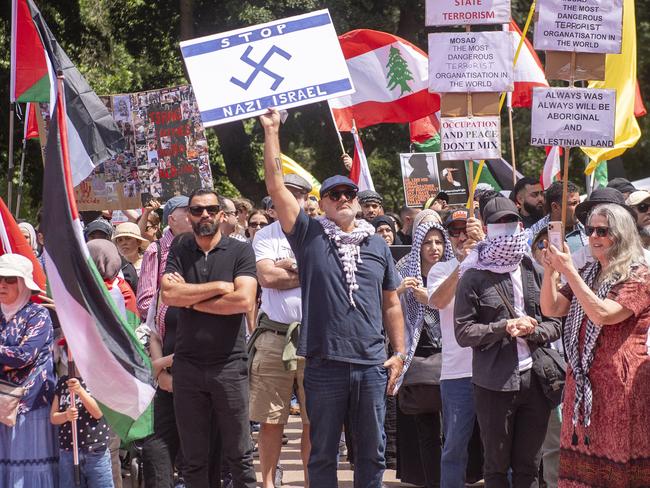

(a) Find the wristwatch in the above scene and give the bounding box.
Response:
[392,352,407,362]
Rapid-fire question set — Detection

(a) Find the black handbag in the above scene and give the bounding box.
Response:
[492,281,566,408]
[398,353,442,415]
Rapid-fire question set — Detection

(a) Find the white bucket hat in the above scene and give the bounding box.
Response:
[0,254,43,293]
[112,222,148,243]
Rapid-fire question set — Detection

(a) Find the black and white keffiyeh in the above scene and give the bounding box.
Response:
[317,216,375,307]
[564,261,617,429]
[459,230,529,277]
[396,221,454,379]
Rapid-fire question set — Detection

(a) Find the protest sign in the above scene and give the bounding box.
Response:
[426,0,511,27]
[180,10,354,127]
[72,85,213,211]
[530,87,616,148]
[440,116,502,161]
[534,0,623,54]
[400,153,469,206]
[428,32,514,93]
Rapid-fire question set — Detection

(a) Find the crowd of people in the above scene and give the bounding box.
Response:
[0,110,649,488]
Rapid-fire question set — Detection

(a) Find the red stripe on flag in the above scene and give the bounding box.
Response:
[24,102,39,139]
[55,79,80,221]
[338,29,427,59]
[332,91,440,131]
[635,80,647,118]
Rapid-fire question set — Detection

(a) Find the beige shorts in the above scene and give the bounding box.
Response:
[249,331,309,425]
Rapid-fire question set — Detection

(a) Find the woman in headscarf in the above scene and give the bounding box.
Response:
[372,215,402,246]
[394,220,454,488]
[0,253,57,487]
[18,222,39,255]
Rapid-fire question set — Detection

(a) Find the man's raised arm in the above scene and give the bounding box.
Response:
[259,109,300,234]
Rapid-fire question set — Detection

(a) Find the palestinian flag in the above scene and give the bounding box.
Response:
[329,29,440,131]
[41,81,154,443]
[465,159,523,192]
[0,196,46,291]
[11,0,124,184]
[410,112,441,153]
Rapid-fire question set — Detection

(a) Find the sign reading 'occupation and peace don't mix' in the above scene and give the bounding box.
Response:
[180,10,354,127]
[425,0,511,27]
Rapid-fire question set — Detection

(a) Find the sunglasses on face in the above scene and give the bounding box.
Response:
[447,227,467,238]
[224,211,237,216]
[325,189,357,202]
[249,222,268,229]
[636,202,650,214]
[0,276,18,285]
[586,226,610,238]
[189,205,221,217]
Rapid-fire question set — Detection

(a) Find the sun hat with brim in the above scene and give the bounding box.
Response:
[112,222,148,242]
[574,187,636,225]
[0,254,43,293]
[626,190,650,207]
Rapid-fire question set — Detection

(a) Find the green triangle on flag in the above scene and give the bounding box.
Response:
[413,134,440,153]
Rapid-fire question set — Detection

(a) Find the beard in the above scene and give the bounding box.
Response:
[523,201,544,220]
[192,219,218,237]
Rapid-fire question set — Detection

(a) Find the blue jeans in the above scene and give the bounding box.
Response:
[304,358,387,488]
[59,447,114,488]
[440,377,476,488]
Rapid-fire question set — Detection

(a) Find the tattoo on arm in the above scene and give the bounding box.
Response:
[274,157,282,174]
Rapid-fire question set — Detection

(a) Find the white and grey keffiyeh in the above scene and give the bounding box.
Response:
[317,216,375,307]
[459,230,529,278]
[564,261,618,430]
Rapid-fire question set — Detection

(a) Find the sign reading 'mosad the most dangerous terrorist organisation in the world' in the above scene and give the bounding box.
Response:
[180,10,354,127]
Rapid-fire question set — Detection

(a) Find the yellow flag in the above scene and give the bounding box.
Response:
[582,0,640,175]
[280,154,321,198]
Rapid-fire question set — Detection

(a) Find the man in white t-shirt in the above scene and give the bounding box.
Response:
[250,173,312,488]
[427,208,483,488]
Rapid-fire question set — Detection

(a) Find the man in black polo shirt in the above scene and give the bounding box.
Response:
[161,189,257,488]
[260,109,406,487]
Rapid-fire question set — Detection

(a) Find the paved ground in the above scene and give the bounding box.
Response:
[255,414,409,487]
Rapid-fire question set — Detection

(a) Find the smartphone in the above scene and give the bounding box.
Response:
[548,221,564,250]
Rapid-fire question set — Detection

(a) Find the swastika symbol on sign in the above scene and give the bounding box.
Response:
[230,45,292,91]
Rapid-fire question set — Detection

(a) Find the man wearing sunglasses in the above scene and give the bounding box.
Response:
[626,190,650,248]
[260,108,406,488]
[161,188,258,488]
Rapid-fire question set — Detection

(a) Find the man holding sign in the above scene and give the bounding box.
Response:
[259,108,405,487]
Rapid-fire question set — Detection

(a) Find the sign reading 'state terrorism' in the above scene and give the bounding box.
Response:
[426,0,511,27]
[180,10,354,127]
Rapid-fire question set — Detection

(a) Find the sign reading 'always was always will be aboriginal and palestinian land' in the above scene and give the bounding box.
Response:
[440,116,502,161]
[530,87,616,148]
[428,32,515,93]
[534,0,623,54]
[180,10,354,127]
[426,0,511,27]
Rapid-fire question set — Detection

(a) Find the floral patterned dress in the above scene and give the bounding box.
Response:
[559,266,650,487]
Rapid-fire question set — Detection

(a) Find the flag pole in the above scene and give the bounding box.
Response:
[466,160,475,209]
[327,102,347,155]
[8,103,15,211]
[15,136,28,219]
[67,352,82,486]
[507,93,517,187]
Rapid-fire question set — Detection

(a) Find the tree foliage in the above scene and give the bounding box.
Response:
[1,0,649,218]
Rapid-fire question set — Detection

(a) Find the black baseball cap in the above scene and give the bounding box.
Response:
[482,196,521,224]
[606,177,636,195]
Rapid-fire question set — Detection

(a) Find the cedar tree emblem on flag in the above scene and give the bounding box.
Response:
[386,46,414,96]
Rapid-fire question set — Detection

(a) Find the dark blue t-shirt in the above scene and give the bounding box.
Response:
[286,211,400,364]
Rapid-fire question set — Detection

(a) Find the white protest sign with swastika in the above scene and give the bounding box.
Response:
[180,9,354,127]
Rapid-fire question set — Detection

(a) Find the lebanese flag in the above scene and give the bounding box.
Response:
[41,80,154,442]
[349,124,375,191]
[0,197,47,292]
[11,0,124,185]
[542,146,562,190]
[329,29,440,131]
[23,102,39,140]
[506,21,548,108]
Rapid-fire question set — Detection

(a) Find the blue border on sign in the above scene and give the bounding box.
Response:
[200,79,352,123]
[182,13,331,58]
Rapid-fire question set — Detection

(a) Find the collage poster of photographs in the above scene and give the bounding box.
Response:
[75,84,213,210]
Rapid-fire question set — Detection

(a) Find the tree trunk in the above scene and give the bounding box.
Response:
[179,0,194,41]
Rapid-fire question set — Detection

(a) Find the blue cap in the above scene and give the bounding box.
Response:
[319,175,358,198]
[163,195,189,226]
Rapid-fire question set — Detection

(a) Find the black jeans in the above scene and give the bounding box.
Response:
[142,389,181,488]
[474,369,552,488]
[173,358,256,488]
[413,412,441,488]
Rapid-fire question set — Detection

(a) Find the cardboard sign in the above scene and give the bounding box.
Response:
[426,0,511,26]
[180,10,354,127]
[399,153,469,206]
[545,51,606,81]
[534,0,623,54]
[440,116,502,161]
[440,93,501,117]
[530,87,616,148]
[428,32,515,93]
[74,85,213,211]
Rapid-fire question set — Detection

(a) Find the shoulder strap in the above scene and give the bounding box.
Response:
[154,240,162,286]
[492,279,518,319]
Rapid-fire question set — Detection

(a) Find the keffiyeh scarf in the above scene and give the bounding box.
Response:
[459,230,529,277]
[318,216,375,307]
[564,261,617,431]
[397,221,454,378]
